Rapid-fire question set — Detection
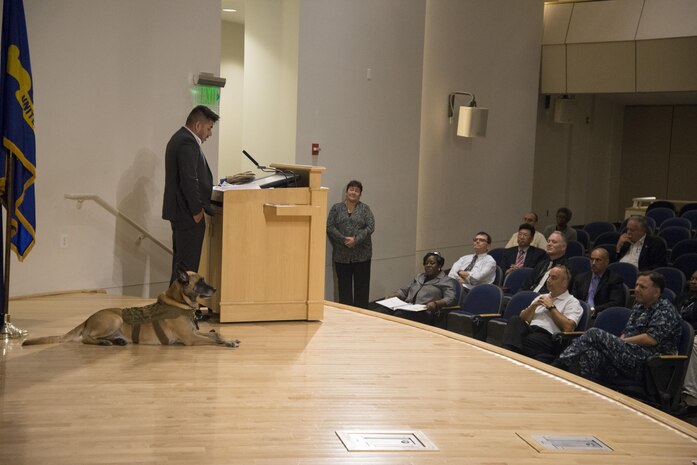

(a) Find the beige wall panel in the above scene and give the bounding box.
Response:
[542,3,572,45]
[667,106,697,199]
[637,0,697,40]
[540,45,566,94]
[566,0,643,44]
[637,37,697,92]
[567,42,636,93]
[619,106,673,209]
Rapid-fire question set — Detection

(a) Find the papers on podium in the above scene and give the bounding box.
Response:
[376,297,427,312]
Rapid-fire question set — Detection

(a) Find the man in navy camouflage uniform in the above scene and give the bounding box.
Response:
[555,271,681,382]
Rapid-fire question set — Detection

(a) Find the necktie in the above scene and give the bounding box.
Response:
[464,255,478,272]
[515,249,525,268]
[533,261,553,293]
[587,274,600,307]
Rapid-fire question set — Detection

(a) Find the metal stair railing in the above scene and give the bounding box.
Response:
[64,193,172,255]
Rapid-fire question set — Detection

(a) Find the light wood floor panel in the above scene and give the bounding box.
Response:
[1,293,696,464]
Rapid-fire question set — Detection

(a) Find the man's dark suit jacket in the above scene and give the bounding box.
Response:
[571,269,626,313]
[616,235,667,271]
[162,127,214,227]
[500,246,546,272]
[521,255,568,293]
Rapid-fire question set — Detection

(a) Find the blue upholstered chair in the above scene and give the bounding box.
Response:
[501,267,533,296]
[485,291,538,347]
[608,262,638,290]
[447,283,503,340]
[646,207,676,228]
[653,266,686,295]
[583,221,616,243]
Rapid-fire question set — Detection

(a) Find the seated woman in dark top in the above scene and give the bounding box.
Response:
[382,252,458,326]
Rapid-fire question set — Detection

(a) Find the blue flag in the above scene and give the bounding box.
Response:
[0,0,36,261]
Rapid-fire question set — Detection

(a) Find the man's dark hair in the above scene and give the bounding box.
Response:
[475,231,492,244]
[518,223,536,236]
[186,105,219,126]
[346,180,363,192]
[557,207,572,221]
[639,270,666,293]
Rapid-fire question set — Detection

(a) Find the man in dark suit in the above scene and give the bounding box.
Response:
[616,215,667,270]
[162,105,218,284]
[522,231,568,294]
[572,247,626,319]
[500,223,546,276]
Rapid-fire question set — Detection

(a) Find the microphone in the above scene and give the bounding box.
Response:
[242,150,267,170]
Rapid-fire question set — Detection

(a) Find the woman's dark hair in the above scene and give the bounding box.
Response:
[346,180,363,192]
[423,251,445,268]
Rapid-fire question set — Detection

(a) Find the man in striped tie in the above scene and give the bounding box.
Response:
[501,223,546,276]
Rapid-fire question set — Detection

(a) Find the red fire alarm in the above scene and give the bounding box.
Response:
[311,143,320,156]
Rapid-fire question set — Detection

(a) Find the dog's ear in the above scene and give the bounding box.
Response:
[175,263,190,284]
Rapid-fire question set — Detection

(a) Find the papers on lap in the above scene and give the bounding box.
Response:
[376,297,427,312]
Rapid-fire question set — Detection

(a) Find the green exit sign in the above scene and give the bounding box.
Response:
[193,85,220,106]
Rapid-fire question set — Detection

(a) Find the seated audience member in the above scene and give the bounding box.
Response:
[616,215,667,270]
[505,212,548,249]
[571,247,626,319]
[448,232,496,294]
[500,224,546,276]
[385,252,458,326]
[555,271,681,384]
[522,231,568,293]
[678,271,697,407]
[502,265,583,360]
[543,207,577,243]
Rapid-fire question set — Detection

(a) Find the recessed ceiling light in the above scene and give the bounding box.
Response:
[223,8,237,12]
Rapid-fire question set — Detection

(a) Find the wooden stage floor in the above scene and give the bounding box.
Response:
[1,292,697,464]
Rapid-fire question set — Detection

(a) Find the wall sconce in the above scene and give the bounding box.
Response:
[448,91,488,137]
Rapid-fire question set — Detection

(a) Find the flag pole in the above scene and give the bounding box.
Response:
[0,150,26,339]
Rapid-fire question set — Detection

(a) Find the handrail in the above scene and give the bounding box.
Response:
[65,193,172,255]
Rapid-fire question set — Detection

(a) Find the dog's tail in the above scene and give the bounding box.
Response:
[22,321,86,346]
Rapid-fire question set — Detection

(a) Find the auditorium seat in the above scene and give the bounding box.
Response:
[672,254,697,281]
[485,291,538,347]
[660,217,692,232]
[658,226,691,251]
[501,267,533,296]
[565,240,585,258]
[646,207,676,228]
[606,320,694,413]
[447,284,503,340]
[608,262,638,290]
[653,266,686,295]
[583,221,616,243]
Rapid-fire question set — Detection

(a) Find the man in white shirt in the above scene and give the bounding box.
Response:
[502,265,583,360]
[448,232,497,294]
[616,215,667,270]
[505,212,547,249]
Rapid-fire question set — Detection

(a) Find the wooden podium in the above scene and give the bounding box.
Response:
[207,164,327,323]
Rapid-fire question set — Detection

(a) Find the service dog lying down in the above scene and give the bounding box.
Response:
[23,269,240,348]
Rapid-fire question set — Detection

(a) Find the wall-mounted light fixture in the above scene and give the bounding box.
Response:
[196,72,227,88]
[448,91,488,137]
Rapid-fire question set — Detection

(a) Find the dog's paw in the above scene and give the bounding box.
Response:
[224,339,240,348]
[112,338,128,346]
[208,329,217,333]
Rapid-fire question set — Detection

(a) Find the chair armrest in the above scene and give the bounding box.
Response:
[442,305,460,310]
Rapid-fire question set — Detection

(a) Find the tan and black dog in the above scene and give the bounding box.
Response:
[23,269,240,348]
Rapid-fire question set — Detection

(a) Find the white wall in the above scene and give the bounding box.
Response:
[243,0,299,167]
[296,0,545,301]
[15,0,221,297]
[417,0,545,267]
[296,0,428,300]
[219,21,245,179]
[533,94,625,225]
